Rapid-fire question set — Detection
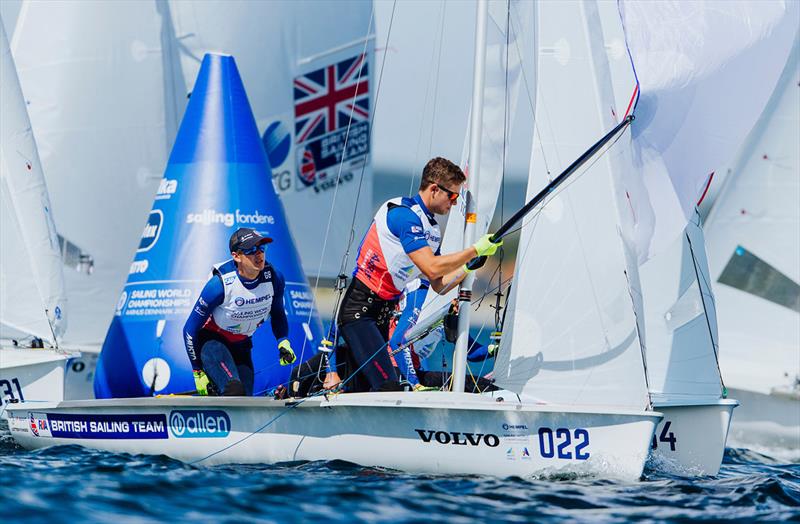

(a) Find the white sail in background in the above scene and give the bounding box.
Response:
[11,0,186,345]
[589,2,725,405]
[615,0,798,262]
[704,41,800,396]
[493,0,649,410]
[639,212,723,404]
[415,0,534,329]
[0,19,66,343]
[167,0,375,280]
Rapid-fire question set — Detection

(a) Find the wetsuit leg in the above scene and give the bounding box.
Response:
[339,319,398,392]
[230,348,255,396]
[200,340,244,395]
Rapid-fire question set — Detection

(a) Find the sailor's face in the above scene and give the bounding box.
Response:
[233,245,265,274]
[432,182,462,214]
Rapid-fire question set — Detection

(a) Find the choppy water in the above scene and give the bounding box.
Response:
[2,435,797,523]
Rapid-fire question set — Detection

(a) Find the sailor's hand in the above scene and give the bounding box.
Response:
[323,371,341,390]
[193,370,210,396]
[278,339,296,366]
[473,233,503,257]
[487,343,498,357]
[463,255,488,273]
[413,384,439,392]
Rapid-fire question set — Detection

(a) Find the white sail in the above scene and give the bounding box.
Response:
[493,0,649,410]
[167,0,375,280]
[11,0,186,345]
[415,0,534,329]
[615,0,798,262]
[704,41,800,396]
[591,2,725,405]
[639,212,723,404]
[0,19,66,344]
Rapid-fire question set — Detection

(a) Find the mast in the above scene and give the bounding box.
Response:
[451,0,489,393]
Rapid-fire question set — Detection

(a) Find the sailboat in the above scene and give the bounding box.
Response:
[6,2,662,480]
[703,40,800,453]
[0,17,71,415]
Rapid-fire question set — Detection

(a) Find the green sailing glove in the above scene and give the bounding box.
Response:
[473,233,503,257]
[193,370,210,396]
[278,339,297,366]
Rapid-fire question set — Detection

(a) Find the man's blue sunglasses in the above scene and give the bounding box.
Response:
[240,245,265,256]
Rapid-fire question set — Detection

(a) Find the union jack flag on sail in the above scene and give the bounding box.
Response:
[293,54,370,144]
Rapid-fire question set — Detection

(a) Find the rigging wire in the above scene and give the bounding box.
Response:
[685,222,728,396]
[299,0,397,367]
[408,2,445,195]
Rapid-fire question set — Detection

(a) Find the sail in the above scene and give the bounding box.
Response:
[94,53,325,398]
[415,0,534,329]
[167,1,375,280]
[493,1,649,409]
[639,212,723,404]
[0,19,66,343]
[703,41,800,395]
[615,0,798,262]
[11,0,186,345]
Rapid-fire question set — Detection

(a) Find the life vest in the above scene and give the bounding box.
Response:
[353,197,441,300]
[204,259,276,340]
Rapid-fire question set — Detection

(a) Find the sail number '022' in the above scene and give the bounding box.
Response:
[538,427,590,460]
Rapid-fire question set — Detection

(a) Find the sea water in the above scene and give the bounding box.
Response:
[2,435,797,522]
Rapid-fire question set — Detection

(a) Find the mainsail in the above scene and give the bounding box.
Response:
[493,0,649,410]
[94,54,324,398]
[11,0,186,345]
[0,19,67,344]
[168,1,375,279]
[415,0,534,330]
[704,40,800,395]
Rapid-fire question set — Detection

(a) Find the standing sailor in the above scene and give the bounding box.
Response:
[333,157,502,392]
[183,227,297,396]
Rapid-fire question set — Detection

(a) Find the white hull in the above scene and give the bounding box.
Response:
[0,347,67,416]
[647,399,738,476]
[726,387,799,456]
[7,393,661,480]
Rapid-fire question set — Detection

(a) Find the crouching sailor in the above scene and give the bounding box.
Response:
[183,227,296,396]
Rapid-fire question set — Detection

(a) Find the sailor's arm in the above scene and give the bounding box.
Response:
[269,270,289,341]
[183,276,224,369]
[269,270,295,366]
[408,246,475,293]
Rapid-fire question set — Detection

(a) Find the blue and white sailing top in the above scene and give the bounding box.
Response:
[353,194,442,300]
[183,259,288,370]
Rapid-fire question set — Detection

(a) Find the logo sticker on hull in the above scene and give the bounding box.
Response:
[414,429,500,448]
[28,412,168,439]
[169,410,231,438]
